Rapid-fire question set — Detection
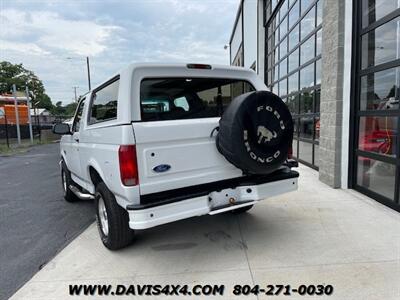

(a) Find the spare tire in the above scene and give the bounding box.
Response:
[216,90,293,175]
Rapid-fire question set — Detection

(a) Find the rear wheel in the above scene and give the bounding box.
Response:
[95,182,134,250]
[231,205,254,214]
[61,161,80,202]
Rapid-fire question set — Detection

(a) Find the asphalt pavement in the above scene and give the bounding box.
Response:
[0,143,95,300]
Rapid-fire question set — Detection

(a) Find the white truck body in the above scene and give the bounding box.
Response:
[58,63,298,235]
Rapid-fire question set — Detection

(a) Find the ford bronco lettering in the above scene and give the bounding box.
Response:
[53,63,299,250]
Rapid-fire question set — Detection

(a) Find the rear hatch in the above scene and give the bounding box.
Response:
[132,70,258,195]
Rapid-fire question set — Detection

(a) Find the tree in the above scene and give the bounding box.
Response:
[0,61,53,110]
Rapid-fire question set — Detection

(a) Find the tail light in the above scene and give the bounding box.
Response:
[287,143,293,159]
[186,63,212,70]
[118,145,139,186]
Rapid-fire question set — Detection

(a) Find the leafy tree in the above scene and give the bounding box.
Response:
[0,61,53,110]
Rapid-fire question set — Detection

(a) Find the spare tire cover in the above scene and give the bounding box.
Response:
[216,90,293,175]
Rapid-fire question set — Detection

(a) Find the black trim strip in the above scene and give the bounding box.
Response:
[127,169,299,210]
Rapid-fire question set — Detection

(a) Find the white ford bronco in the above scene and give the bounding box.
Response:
[53,63,298,250]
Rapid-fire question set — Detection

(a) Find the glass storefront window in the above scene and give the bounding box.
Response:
[316,29,322,55]
[280,57,288,78]
[361,17,400,69]
[300,63,314,90]
[288,72,299,94]
[301,0,313,14]
[299,141,313,163]
[314,116,320,141]
[316,59,321,84]
[299,116,314,139]
[360,67,399,111]
[287,94,299,114]
[362,0,400,28]
[280,37,288,59]
[289,24,300,50]
[289,48,299,72]
[279,78,288,96]
[280,0,288,20]
[358,116,398,158]
[288,0,299,29]
[300,91,313,113]
[316,0,323,26]
[357,156,396,200]
[314,89,321,112]
[274,64,279,82]
[274,47,280,64]
[280,16,288,38]
[300,35,315,64]
[301,7,315,40]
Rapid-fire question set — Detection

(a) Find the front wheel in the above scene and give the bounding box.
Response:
[95,182,135,250]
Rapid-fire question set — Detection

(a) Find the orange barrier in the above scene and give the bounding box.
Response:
[0,105,30,125]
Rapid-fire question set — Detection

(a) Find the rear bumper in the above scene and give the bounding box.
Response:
[127,173,298,229]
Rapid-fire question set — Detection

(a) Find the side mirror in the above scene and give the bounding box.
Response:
[52,123,71,135]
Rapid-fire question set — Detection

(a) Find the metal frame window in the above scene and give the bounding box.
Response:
[264,0,323,169]
[349,0,400,211]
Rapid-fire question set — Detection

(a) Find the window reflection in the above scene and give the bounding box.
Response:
[280,57,288,78]
[361,17,400,69]
[301,7,315,39]
[288,72,299,94]
[362,0,400,28]
[279,79,288,96]
[280,37,288,58]
[299,141,313,163]
[316,59,321,84]
[357,156,396,200]
[289,0,300,29]
[358,116,398,157]
[280,16,288,38]
[300,63,314,89]
[289,48,299,72]
[301,0,313,14]
[299,116,314,139]
[301,35,315,64]
[360,67,399,110]
[289,24,300,50]
[300,92,313,113]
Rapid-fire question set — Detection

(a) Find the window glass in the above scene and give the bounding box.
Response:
[280,57,288,78]
[279,78,288,97]
[274,46,280,64]
[280,37,288,58]
[300,35,315,64]
[300,91,313,113]
[301,7,315,40]
[316,29,322,55]
[314,116,320,140]
[299,116,314,139]
[316,0,323,26]
[274,29,280,46]
[361,17,400,69]
[140,78,254,121]
[358,116,398,158]
[274,64,279,82]
[280,16,288,38]
[89,79,119,124]
[72,99,85,132]
[362,0,400,28]
[315,59,321,85]
[289,48,299,72]
[280,0,288,20]
[287,94,299,114]
[267,69,272,86]
[288,72,299,94]
[289,24,300,51]
[299,140,313,163]
[300,63,315,90]
[288,0,299,29]
[301,0,313,14]
[357,156,396,200]
[360,67,399,111]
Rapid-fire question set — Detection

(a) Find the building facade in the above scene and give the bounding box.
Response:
[229,0,400,212]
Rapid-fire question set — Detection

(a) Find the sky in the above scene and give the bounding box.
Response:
[0,0,239,104]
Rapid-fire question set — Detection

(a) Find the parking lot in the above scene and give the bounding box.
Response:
[0,143,95,300]
[7,162,400,300]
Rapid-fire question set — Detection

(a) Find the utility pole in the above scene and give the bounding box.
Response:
[25,86,34,144]
[73,86,78,102]
[86,56,91,91]
[12,84,21,145]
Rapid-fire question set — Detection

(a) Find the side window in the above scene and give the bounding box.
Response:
[89,78,119,124]
[173,97,189,111]
[72,99,85,133]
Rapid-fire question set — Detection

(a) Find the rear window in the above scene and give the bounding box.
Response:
[140,78,255,121]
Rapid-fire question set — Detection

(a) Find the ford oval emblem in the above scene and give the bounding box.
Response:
[153,164,171,173]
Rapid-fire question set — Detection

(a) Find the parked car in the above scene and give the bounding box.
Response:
[53,63,298,250]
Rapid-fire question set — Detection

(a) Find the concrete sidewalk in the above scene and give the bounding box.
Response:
[10,165,400,300]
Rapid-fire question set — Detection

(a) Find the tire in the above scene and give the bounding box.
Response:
[61,161,80,202]
[217,91,293,175]
[95,182,134,250]
[231,205,254,214]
